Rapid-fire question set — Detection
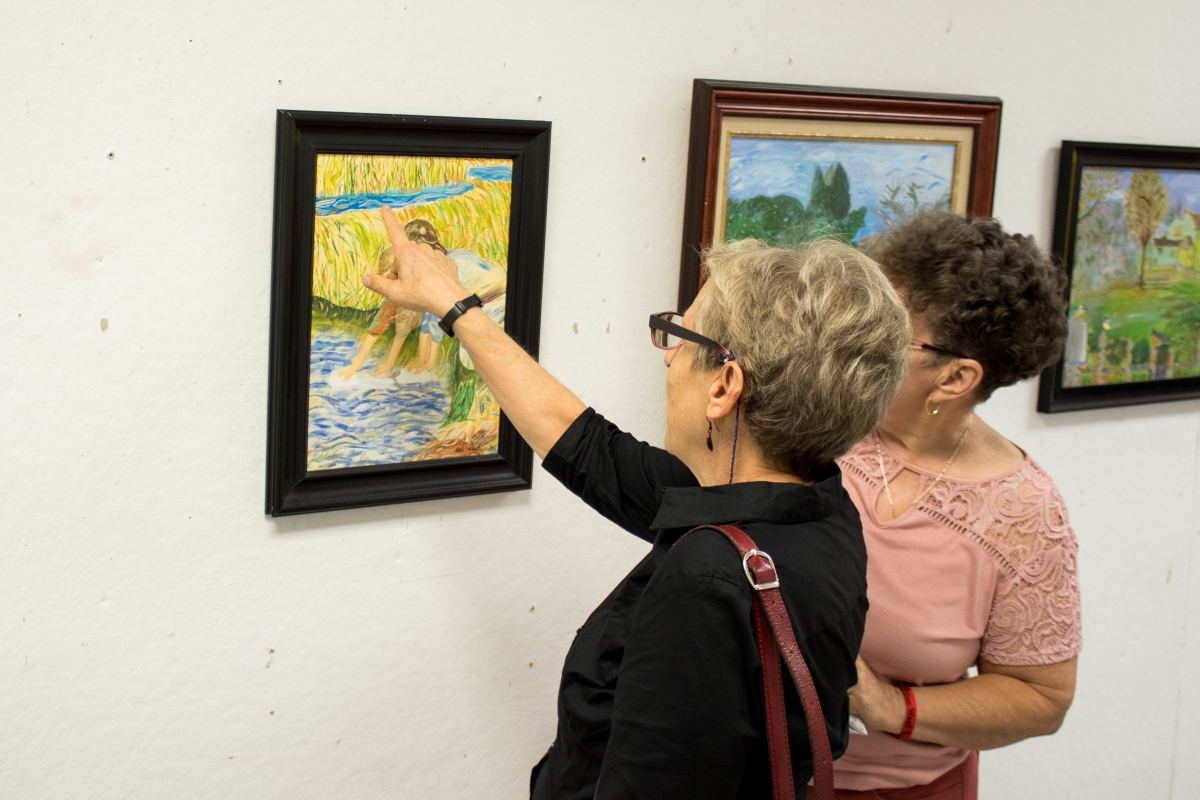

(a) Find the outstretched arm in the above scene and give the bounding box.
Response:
[363,206,586,458]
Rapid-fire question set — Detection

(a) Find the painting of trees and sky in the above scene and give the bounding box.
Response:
[1062,165,1200,387]
[722,136,960,248]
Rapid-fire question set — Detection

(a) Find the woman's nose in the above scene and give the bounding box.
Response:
[663,347,676,367]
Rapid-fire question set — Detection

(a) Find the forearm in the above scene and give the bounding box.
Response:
[363,206,587,458]
[904,673,1067,750]
[451,306,587,459]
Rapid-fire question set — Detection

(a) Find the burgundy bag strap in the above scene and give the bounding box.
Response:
[690,524,835,800]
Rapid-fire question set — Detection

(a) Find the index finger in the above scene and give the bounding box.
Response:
[379,206,413,253]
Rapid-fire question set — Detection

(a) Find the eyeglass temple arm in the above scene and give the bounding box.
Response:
[650,315,734,362]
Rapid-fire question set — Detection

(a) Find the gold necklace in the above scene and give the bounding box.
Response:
[874,415,973,520]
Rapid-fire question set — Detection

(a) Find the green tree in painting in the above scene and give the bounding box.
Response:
[1077,168,1122,224]
[725,162,867,247]
[829,163,851,220]
[810,167,832,218]
[806,163,867,242]
[1123,169,1168,288]
[725,195,804,242]
[752,194,806,239]
[1072,168,1130,292]
[1162,281,1200,340]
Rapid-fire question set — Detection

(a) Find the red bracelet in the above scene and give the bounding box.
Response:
[892,684,917,740]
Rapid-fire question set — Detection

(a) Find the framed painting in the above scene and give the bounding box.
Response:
[1038,141,1200,413]
[266,110,551,516]
[678,79,1002,309]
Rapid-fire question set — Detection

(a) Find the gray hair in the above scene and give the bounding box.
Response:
[696,238,910,480]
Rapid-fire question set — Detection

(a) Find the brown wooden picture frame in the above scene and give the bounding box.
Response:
[677,79,1003,310]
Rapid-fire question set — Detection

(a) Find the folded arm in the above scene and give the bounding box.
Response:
[849,655,1077,750]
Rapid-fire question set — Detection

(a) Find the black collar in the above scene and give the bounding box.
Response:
[648,465,845,532]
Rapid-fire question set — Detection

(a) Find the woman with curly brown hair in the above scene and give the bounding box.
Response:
[829,213,1082,800]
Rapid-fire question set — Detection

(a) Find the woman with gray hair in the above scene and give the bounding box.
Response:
[363,206,911,800]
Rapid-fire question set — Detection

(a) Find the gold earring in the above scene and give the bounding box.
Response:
[925,396,941,416]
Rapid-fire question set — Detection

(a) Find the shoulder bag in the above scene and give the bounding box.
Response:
[686,524,835,800]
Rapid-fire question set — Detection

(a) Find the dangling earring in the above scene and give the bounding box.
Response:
[706,418,714,451]
[925,396,941,416]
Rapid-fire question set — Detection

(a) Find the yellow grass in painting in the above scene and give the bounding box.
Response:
[312,178,512,310]
[316,154,509,197]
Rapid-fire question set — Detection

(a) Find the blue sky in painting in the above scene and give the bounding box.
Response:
[1161,169,1200,210]
[727,137,958,236]
[1086,166,1200,236]
[1090,167,1200,212]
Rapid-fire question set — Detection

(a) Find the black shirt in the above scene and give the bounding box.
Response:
[531,409,868,800]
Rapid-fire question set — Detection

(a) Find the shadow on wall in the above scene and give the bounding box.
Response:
[269,488,535,537]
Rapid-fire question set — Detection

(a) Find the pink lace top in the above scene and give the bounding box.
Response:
[831,436,1082,791]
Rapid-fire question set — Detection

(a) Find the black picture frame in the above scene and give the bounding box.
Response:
[678,79,1002,311]
[266,110,551,516]
[1038,140,1200,413]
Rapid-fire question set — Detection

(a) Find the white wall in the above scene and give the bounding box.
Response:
[2,1,1196,797]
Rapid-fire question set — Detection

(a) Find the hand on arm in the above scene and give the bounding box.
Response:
[848,655,1077,751]
[363,206,586,458]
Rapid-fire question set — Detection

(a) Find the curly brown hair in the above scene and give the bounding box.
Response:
[866,212,1068,400]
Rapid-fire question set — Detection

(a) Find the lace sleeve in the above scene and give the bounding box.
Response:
[978,462,1082,666]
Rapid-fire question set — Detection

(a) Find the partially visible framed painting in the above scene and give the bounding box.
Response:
[1038,141,1200,413]
[678,80,1002,309]
[266,110,551,515]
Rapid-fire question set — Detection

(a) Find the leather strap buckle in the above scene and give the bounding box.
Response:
[675,525,834,800]
[742,549,780,591]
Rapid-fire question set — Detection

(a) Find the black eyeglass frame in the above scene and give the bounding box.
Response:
[649,312,736,365]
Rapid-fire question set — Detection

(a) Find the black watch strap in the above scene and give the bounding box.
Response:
[438,293,483,338]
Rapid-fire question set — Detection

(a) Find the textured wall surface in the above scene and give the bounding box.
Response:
[2,2,1198,798]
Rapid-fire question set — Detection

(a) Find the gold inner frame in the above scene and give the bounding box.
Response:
[713,117,976,243]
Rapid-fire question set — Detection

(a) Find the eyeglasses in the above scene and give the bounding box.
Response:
[649,312,736,365]
[911,340,968,359]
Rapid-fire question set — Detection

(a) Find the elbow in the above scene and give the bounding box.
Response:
[1041,711,1066,736]
[1037,697,1073,737]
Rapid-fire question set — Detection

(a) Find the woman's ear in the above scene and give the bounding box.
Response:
[706,362,745,420]
[931,358,984,404]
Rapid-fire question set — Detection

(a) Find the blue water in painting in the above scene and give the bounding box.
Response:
[467,165,513,181]
[307,329,448,470]
[315,183,474,216]
[314,164,513,216]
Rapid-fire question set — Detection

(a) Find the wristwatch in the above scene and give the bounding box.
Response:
[437,293,484,338]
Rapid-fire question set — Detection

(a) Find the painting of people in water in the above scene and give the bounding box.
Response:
[308,154,512,471]
[266,111,549,515]
[1038,141,1200,412]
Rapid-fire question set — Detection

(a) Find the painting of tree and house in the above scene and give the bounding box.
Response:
[1062,166,1200,388]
